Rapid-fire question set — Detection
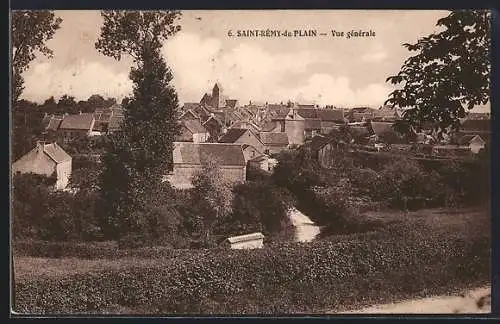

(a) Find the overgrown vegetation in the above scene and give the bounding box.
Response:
[270,145,489,228]
[14,208,490,314]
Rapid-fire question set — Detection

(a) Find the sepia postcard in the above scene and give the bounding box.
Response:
[10,9,492,316]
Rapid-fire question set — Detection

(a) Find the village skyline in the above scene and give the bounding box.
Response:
[17,10,489,113]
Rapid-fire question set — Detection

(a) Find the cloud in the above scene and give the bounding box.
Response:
[21,30,393,108]
[361,44,388,63]
[21,59,133,103]
[164,32,393,107]
[163,32,332,105]
[290,74,392,107]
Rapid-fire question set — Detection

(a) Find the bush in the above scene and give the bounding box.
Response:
[219,181,295,239]
[14,218,490,314]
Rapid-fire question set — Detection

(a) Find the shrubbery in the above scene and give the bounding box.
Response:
[14,217,490,314]
[270,145,489,229]
[220,181,295,240]
[12,173,103,242]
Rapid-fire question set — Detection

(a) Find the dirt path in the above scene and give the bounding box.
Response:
[335,286,491,314]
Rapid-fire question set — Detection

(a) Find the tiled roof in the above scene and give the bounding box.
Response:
[183,102,202,111]
[46,117,63,131]
[259,132,289,145]
[296,109,318,119]
[59,114,94,130]
[42,142,72,163]
[304,118,322,129]
[183,119,208,134]
[173,142,246,166]
[261,120,279,132]
[298,104,315,109]
[218,128,248,143]
[249,154,269,163]
[92,121,108,132]
[373,105,399,118]
[350,107,376,113]
[310,135,330,151]
[316,109,344,122]
[370,121,395,136]
[203,116,224,128]
[350,126,371,137]
[108,115,125,132]
[225,99,238,109]
[230,121,260,133]
[268,104,289,119]
[179,109,200,121]
[458,134,483,145]
[244,105,260,115]
[94,112,112,122]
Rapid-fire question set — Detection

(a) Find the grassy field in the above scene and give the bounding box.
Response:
[12,205,490,314]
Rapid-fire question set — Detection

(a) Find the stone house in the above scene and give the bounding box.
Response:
[347,107,378,122]
[203,115,225,141]
[259,132,289,155]
[316,109,345,135]
[369,121,407,144]
[457,134,486,154]
[179,109,201,122]
[218,128,267,154]
[107,115,125,134]
[309,135,345,169]
[260,120,282,133]
[169,142,246,189]
[177,119,209,143]
[229,121,261,134]
[372,105,402,121]
[241,144,262,162]
[58,113,96,142]
[12,141,72,190]
[281,107,347,146]
[41,114,64,140]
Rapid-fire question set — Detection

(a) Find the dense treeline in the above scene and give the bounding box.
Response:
[270,145,490,228]
[12,141,490,246]
[12,95,118,161]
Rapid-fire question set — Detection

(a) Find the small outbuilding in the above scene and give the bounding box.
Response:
[226,232,265,250]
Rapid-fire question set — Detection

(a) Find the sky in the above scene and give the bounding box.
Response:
[19,10,490,112]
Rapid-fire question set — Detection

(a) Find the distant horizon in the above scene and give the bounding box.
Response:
[17,10,490,113]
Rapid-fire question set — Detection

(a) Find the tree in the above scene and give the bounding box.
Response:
[57,94,78,114]
[385,10,491,137]
[95,11,182,241]
[11,99,44,160]
[191,160,234,245]
[11,11,62,104]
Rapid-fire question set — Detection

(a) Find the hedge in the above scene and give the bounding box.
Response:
[12,240,211,260]
[14,221,490,314]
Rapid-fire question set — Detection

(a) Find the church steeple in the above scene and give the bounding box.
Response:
[211,82,225,109]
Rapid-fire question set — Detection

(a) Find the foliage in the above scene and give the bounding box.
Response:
[376,158,448,209]
[222,181,295,238]
[191,160,234,245]
[12,173,53,239]
[95,10,182,242]
[11,100,45,160]
[14,215,490,314]
[11,10,62,103]
[12,173,103,242]
[386,10,491,136]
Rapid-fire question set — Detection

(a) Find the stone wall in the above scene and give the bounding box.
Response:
[170,164,246,189]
